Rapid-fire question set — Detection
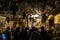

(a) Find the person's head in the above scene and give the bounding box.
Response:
[41,26,45,30]
[32,26,35,28]
[25,27,29,30]
[16,27,20,30]
[6,27,10,30]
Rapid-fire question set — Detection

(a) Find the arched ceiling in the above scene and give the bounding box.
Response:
[0,0,60,15]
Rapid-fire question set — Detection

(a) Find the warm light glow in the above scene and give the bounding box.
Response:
[48,15,53,20]
[54,14,60,24]
[31,14,39,18]
[37,19,41,21]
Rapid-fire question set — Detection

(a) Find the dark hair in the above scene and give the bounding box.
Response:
[41,26,45,30]
[7,27,10,30]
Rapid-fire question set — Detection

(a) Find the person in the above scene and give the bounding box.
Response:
[2,32,6,40]
[47,27,53,40]
[28,27,38,40]
[40,26,48,40]
[11,27,16,40]
[29,31,41,40]
[5,27,11,40]
[14,27,21,40]
[29,27,38,33]
[21,27,28,40]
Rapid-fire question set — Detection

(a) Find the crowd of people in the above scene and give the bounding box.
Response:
[0,25,57,40]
